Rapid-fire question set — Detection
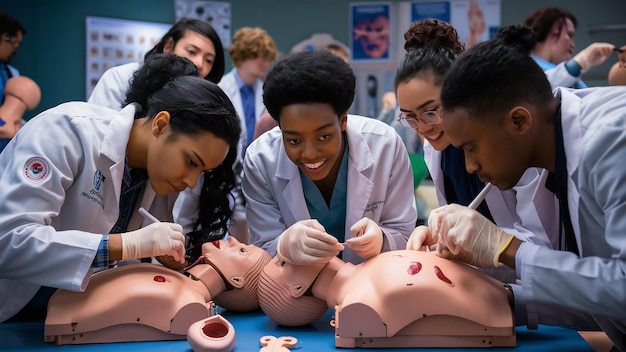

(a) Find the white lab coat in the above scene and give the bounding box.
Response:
[517,87,626,349]
[87,62,214,238]
[242,115,417,264]
[544,62,581,90]
[0,102,174,323]
[87,62,140,109]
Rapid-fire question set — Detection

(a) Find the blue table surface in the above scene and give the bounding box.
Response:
[0,309,594,351]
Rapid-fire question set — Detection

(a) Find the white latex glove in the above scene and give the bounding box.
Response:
[429,204,515,268]
[573,42,615,73]
[345,217,383,259]
[120,222,186,263]
[406,225,436,251]
[276,219,344,265]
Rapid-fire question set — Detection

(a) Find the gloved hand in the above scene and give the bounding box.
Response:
[120,222,186,263]
[406,225,436,251]
[573,42,615,73]
[276,219,344,265]
[429,204,515,268]
[345,217,383,259]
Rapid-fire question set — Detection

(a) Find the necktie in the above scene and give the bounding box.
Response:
[552,107,579,255]
[110,166,148,234]
[240,85,256,146]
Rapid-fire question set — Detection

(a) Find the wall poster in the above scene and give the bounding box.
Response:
[350,2,392,62]
[174,0,232,48]
[411,0,501,48]
[85,16,170,99]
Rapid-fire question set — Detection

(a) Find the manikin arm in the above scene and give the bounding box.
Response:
[0,76,41,138]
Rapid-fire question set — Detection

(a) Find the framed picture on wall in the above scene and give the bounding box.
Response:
[85,16,171,99]
[350,2,391,62]
[411,1,451,22]
[408,0,500,48]
[450,0,500,48]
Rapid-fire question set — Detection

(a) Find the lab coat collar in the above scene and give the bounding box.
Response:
[553,88,582,179]
[100,103,138,164]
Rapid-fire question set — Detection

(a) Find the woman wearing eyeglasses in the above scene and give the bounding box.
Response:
[396,19,599,331]
[397,20,557,254]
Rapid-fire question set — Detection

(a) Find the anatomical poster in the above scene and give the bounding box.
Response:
[350,2,391,62]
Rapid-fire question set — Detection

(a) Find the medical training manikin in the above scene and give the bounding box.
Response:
[258,250,516,348]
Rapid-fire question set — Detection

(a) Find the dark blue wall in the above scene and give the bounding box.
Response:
[4,0,626,119]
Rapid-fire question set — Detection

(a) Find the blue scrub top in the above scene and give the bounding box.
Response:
[300,142,349,242]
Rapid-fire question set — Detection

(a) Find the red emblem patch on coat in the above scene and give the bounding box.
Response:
[23,157,50,182]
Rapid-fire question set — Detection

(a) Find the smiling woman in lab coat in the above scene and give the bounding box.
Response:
[242,50,417,266]
[0,54,241,323]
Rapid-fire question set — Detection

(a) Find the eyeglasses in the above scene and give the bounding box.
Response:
[3,36,20,48]
[397,106,442,129]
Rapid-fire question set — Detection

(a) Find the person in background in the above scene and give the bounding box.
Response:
[218,26,277,244]
[243,50,416,266]
[325,43,350,63]
[0,11,27,153]
[420,24,625,351]
[523,7,615,89]
[0,54,241,323]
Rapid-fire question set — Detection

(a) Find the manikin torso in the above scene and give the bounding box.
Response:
[258,250,514,348]
[44,236,271,344]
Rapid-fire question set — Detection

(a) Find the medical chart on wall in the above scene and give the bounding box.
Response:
[348,0,501,117]
[174,0,231,48]
[85,16,170,99]
[411,0,501,48]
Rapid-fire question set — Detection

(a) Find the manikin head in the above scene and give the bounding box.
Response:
[201,236,272,311]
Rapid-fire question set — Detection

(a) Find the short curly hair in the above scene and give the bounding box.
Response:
[229,27,277,66]
[263,49,355,122]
